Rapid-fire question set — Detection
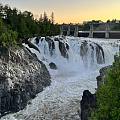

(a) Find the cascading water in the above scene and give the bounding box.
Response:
[1,37,120,120]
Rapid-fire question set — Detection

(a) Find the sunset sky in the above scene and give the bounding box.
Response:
[1,0,120,24]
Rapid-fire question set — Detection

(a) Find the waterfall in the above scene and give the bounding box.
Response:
[1,37,120,120]
[32,36,118,73]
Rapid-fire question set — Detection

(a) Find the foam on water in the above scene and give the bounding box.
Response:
[1,37,120,120]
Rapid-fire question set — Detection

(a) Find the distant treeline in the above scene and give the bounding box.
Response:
[0,4,60,47]
[80,20,120,31]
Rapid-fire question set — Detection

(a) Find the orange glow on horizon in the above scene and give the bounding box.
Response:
[2,0,120,24]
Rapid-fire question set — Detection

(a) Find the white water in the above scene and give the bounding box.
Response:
[1,37,120,120]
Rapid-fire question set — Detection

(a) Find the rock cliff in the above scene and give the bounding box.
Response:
[80,66,111,120]
[80,90,96,120]
[0,46,51,117]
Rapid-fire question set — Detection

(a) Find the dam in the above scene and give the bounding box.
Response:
[60,23,120,39]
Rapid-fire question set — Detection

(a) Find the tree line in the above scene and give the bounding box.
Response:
[0,4,60,47]
[80,19,120,31]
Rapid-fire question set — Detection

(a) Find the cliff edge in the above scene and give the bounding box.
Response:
[0,46,51,117]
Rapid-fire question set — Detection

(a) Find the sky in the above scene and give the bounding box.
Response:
[0,0,120,23]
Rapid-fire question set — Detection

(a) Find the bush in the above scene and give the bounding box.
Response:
[0,30,18,47]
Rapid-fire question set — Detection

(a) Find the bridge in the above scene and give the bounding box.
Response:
[60,23,120,39]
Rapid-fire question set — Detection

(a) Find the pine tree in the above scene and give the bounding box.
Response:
[43,12,48,22]
[51,12,54,24]
[39,14,43,22]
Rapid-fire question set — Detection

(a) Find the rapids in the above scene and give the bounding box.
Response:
[1,37,120,120]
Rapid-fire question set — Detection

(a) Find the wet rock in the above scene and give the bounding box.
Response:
[0,46,51,117]
[59,41,69,58]
[41,38,44,42]
[80,41,88,58]
[66,43,69,50]
[80,90,96,120]
[49,62,57,70]
[94,43,105,64]
[54,37,59,41]
[24,39,40,53]
[90,44,94,50]
[45,37,55,56]
[35,37,40,44]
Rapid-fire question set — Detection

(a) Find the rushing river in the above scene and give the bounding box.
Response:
[1,37,120,120]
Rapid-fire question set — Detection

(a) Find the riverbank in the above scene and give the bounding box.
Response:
[80,66,111,120]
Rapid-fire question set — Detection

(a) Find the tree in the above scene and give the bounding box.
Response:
[0,4,60,40]
[50,12,54,24]
[39,14,43,22]
[43,12,48,22]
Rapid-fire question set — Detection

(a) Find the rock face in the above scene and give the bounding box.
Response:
[45,37,55,56]
[49,62,57,70]
[35,37,41,44]
[80,66,111,120]
[96,66,111,88]
[80,41,105,65]
[95,43,105,64]
[0,46,51,117]
[80,41,88,58]
[80,90,96,120]
[59,41,69,59]
[23,38,40,53]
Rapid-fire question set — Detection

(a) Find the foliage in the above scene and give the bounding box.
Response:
[0,4,60,48]
[0,17,18,48]
[0,30,18,47]
[91,55,120,120]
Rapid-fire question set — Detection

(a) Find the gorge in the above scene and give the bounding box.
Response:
[0,36,120,120]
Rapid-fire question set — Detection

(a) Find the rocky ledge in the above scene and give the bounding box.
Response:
[80,90,96,120]
[0,46,51,117]
[80,66,111,120]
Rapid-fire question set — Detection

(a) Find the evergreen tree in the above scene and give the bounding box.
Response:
[51,12,54,24]
[0,4,60,43]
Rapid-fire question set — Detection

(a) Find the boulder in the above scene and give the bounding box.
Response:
[49,62,57,70]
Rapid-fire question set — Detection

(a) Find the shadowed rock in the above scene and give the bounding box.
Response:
[0,47,51,117]
[49,62,57,70]
[90,44,94,50]
[80,90,96,120]
[23,38,40,53]
[59,41,69,59]
[35,37,40,44]
[45,37,55,56]
[80,41,88,58]
[54,37,59,41]
[66,43,69,50]
[94,43,105,64]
